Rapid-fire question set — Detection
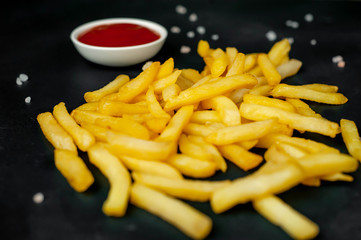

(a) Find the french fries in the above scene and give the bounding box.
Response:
[37,39,360,240]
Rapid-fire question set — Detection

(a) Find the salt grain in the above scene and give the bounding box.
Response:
[287,37,294,44]
[304,13,314,22]
[337,60,346,68]
[16,78,23,86]
[310,39,317,45]
[187,31,195,38]
[170,26,181,34]
[19,73,29,82]
[180,45,191,54]
[265,30,277,41]
[25,96,31,104]
[189,13,198,22]
[33,192,44,204]
[211,34,219,41]
[175,5,187,15]
[285,20,299,29]
[332,55,343,63]
[196,26,206,35]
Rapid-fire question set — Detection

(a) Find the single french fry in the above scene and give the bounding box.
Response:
[228,88,250,104]
[168,154,217,178]
[130,183,213,240]
[118,155,183,179]
[181,68,203,83]
[248,84,272,96]
[218,144,263,171]
[321,172,353,182]
[240,103,340,138]
[253,195,319,240]
[112,61,160,102]
[197,40,211,58]
[37,112,77,152]
[84,74,130,103]
[302,83,338,93]
[183,123,215,138]
[211,161,304,213]
[71,109,110,125]
[164,74,258,111]
[54,149,94,192]
[145,117,169,134]
[106,131,175,161]
[156,105,194,142]
[258,53,282,86]
[201,96,241,126]
[88,144,131,217]
[267,38,291,66]
[244,53,258,72]
[132,172,230,202]
[226,52,245,77]
[98,99,149,116]
[156,58,174,80]
[276,59,302,80]
[226,47,238,66]
[341,119,361,161]
[210,48,229,77]
[272,84,348,105]
[243,94,296,112]
[146,86,171,120]
[162,83,181,102]
[206,119,277,145]
[190,110,221,124]
[179,134,212,161]
[74,102,99,111]
[53,102,95,151]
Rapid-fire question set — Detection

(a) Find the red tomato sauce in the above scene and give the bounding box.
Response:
[77,23,161,47]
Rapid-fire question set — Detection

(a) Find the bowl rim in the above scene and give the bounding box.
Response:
[70,18,168,51]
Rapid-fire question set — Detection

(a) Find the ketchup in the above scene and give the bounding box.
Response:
[78,23,161,47]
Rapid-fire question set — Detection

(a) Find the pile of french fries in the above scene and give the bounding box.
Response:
[37,38,361,240]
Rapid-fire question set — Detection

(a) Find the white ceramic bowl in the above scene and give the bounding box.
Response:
[70,18,167,67]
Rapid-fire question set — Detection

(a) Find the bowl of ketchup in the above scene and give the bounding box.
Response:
[70,18,167,67]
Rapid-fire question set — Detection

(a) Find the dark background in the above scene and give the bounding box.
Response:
[1,0,361,239]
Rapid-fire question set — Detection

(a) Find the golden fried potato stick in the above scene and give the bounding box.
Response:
[156,58,174,80]
[285,98,322,118]
[130,183,213,240]
[302,83,338,93]
[243,94,296,112]
[253,195,319,240]
[240,103,340,138]
[54,149,94,192]
[183,123,215,138]
[267,38,291,66]
[118,155,183,180]
[179,134,213,161]
[190,110,221,124]
[84,74,130,103]
[132,172,230,202]
[244,53,258,72]
[53,102,95,151]
[276,59,302,80]
[226,52,245,77]
[341,119,361,161]
[206,118,277,145]
[98,99,149,116]
[197,40,211,58]
[257,53,282,86]
[168,154,217,178]
[162,83,181,102]
[37,112,77,152]
[211,161,304,213]
[88,144,131,217]
[145,86,171,120]
[152,69,182,94]
[201,96,241,126]
[111,61,160,102]
[164,74,258,111]
[106,131,175,161]
[272,84,348,105]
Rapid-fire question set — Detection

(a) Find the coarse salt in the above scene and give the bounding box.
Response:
[337,60,346,68]
[180,45,191,54]
[196,26,206,35]
[19,73,29,82]
[175,5,187,15]
[25,96,31,104]
[170,26,181,34]
[187,31,195,38]
[33,192,44,204]
[285,20,299,29]
[332,55,343,63]
[211,34,219,41]
[304,13,314,22]
[16,78,23,86]
[310,39,317,46]
[189,13,198,22]
[287,37,294,44]
[265,30,277,41]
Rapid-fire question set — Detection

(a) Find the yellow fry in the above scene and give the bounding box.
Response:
[156,58,174,80]
[37,112,77,152]
[202,96,241,126]
[53,102,95,151]
[257,53,282,86]
[168,154,217,178]
[276,59,302,80]
[130,183,212,240]
[98,99,149,116]
[146,85,171,120]
[88,144,131,217]
[285,98,322,118]
[226,52,245,77]
[153,69,182,94]
[243,94,296,112]
[54,149,94,192]
[267,38,291,66]
[340,119,361,161]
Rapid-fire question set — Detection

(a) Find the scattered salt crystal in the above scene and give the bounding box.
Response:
[16,78,23,86]
[180,45,191,54]
[170,26,181,34]
[33,192,44,204]
[187,31,195,38]
[25,96,31,104]
[304,13,314,22]
[211,34,219,41]
[19,73,28,82]
[332,55,343,63]
[189,13,198,22]
[310,39,317,45]
[337,60,346,68]
[196,26,206,35]
[285,20,299,29]
[287,37,294,44]
[265,30,277,41]
[175,5,187,15]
